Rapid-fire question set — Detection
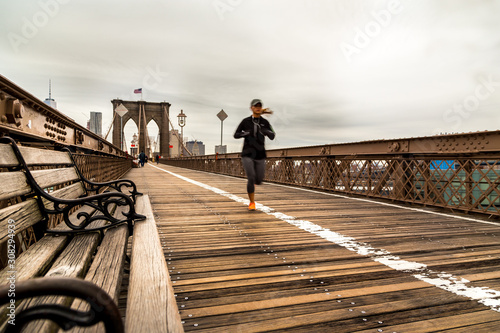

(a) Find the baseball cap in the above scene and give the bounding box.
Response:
[250,99,263,107]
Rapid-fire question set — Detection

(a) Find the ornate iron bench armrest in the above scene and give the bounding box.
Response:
[0,277,124,333]
[80,178,143,204]
[0,136,145,234]
[41,189,146,235]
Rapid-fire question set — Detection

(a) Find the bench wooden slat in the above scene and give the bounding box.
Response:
[32,167,80,189]
[2,201,120,332]
[21,221,109,332]
[42,182,86,210]
[19,146,72,166]
[0,144,18,167]
[67,208,130,333]
[126,195,183,333]
[0,199,43,244]
[0,171,30,201]
[78,223,128,304]
[0,235,68,282]
[0,207,109,285]
[0,235,69,323]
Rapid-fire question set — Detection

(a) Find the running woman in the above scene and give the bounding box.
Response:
[234,99,276,210]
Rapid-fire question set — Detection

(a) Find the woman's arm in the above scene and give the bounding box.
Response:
[261,122,275,140]
[234,120,250,139]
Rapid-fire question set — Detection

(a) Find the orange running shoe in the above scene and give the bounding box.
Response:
[248,202,256,211]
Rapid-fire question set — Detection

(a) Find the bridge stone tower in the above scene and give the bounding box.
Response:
[111,99,171,158]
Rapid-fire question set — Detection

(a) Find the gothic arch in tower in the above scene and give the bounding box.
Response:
[111,99,171,157]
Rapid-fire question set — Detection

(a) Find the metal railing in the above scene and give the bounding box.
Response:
[163,131,500,217]
[72,153,132,186]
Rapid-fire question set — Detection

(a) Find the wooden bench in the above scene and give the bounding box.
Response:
[0,136,183,332]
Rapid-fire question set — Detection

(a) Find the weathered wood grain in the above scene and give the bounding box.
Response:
[0,199,42,244]
[0,235,68,323]
[1,203,117,331]
[19,145,72,165]
[0,171,30,201]
[0,143,146,332]
[0,235,68,282]
[20,228,103,332]
[66,208,129,333]
[41,182,85,210]
[353,310,500,333]
[126,195,184,333]
[122,165,500,332]
[32,167,80,188]
[0,143,18,167]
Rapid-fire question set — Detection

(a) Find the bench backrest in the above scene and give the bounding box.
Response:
[0,142,85,248]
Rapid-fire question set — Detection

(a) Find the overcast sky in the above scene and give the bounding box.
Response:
[1,0,500,154]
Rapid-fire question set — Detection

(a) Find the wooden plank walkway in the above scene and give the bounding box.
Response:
[125,163,500,332]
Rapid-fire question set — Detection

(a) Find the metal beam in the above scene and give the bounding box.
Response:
[0,74,124,156]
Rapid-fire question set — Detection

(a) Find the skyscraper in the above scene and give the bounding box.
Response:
[186,140,205,156]
[89,112,102,136]
[43,79,57,109]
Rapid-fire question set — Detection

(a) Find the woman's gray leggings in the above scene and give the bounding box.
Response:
[242,157,265,193]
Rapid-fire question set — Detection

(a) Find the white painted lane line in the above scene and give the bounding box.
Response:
[271,182,500,227]
[150,164,500,312]
[199,167,500,227]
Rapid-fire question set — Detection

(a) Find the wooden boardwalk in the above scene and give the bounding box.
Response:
[125,164,500,332]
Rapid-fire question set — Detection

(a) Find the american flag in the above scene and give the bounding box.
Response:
[134,88,142,94]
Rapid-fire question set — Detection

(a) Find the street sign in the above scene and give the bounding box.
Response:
[116,104,128,151]
[115,104,128,117]
[217,109,228,121]
[217,109,228,147]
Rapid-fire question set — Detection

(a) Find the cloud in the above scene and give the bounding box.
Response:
[1,0,500,155]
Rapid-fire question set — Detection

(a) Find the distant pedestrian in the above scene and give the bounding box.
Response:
[139,151,146,167]
[155,154,159,164]
[234,99,275,211]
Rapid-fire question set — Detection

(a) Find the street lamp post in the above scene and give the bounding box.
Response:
[177,109,186,157]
